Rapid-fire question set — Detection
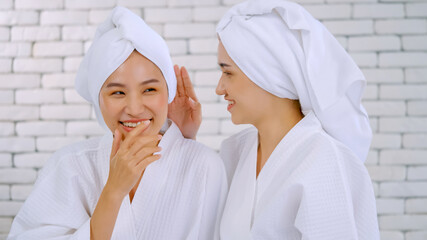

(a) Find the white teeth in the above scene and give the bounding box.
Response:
[122,121,143,128]
[228,100,234,105]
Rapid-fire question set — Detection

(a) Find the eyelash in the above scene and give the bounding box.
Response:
[144,88,155,92]
[222,72,231,76]
[111,88,156,95]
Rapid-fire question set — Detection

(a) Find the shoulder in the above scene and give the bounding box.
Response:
[304,130,362,165]
[38,136,109,180]
[293,129,369,184]
[166,137,226,186]
[54,136,106,157]
[48,136,107,165]
[222,126,257,146]
[179,138,224,171]
[220,126,257,158]
[166,120,223,168]
[219,127,256,185]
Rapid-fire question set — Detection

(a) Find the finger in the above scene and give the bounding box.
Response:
[174,64,184,97]
[135,154,161,172]
[187,98,202,120]
[193,99,202,111]
[181,66,199,102]
[128,134,162,154]
[111,129,122,158]
[122,120,151,148]
[187,97,196,109]
[130,144,162,161]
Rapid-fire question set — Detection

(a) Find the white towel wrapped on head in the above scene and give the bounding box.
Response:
[75,6,177,131]
[217,0,372,162]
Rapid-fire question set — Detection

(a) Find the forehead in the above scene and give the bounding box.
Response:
[218,42,233,61]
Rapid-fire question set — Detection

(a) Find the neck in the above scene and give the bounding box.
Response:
[254,99,303,177]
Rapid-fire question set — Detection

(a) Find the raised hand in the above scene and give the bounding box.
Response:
[91,121,162,240]
[168,65,202,140]
[106,121,162,199]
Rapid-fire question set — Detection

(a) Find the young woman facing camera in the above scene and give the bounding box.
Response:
[8,7,226,240]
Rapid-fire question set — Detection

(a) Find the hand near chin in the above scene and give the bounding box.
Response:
[106,122,162,199]
[168,65,202,140]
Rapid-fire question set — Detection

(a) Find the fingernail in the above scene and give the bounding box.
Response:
[158,135,162,140]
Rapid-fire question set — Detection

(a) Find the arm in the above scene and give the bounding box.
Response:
[90,124,161,240]
[8,152,93,240]
[198,155,228,240]
[168,65,202,140]
[294,154,378,240]
[8,123,161,240]
[89,185,123,240]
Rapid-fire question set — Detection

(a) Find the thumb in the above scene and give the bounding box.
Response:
[111,129,122,158]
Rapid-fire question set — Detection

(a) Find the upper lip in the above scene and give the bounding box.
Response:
[120,119,151,123]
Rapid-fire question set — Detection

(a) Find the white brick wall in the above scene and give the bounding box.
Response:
[11,26,61,41]
[15,0,64,10]
[0,0,426,239]
[13,58,63,73]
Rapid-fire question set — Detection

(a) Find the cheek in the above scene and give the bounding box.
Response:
[234,86,264,118]
[100,96,122,128]
[154,94,168,116]
[149,93,168,120]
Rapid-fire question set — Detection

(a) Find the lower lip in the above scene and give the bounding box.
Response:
[120,121,150,132]
[227,103,235,111]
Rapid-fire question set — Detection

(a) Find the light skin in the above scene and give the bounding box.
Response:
[173,41,304,177]
[168,65,201,140]
[90,51,168,240]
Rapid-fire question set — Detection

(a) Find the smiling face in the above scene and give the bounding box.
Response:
[216,41,276,125]
[99,50,169,139]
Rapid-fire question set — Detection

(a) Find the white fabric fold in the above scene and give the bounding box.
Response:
[216,0,372,162]
[220,111,380,239]
[75,6,177,130]
[8,122,228,240]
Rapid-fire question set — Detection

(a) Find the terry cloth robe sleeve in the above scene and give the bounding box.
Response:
[195,140,228,240]
[292,137,376,239]
[219,112,379,240]
[7,146,97,240]
[9,121,227,240]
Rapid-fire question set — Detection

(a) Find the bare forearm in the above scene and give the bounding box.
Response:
[90,186,123,240]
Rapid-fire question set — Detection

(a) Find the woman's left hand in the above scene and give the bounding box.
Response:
[168,65,202,140]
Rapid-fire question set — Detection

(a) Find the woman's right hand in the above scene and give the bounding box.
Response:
[168,65,202,140]
[105,120,162,199]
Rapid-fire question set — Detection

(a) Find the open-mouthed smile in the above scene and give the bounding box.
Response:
[119,119,151,131]
[227,100,235,111]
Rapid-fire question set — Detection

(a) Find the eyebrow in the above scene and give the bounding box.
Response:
[218,63,232,68]
[105,79,160,88]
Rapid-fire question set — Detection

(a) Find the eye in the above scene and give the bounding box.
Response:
[222,72,232,76]
[144,88,156,93]
[112,91,125,95]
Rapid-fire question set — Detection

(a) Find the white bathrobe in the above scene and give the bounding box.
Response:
[220,112,379,240]
[8,121,227,240]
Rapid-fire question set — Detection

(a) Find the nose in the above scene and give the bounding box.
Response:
[125,94,145,117]
[215,77,226,96]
